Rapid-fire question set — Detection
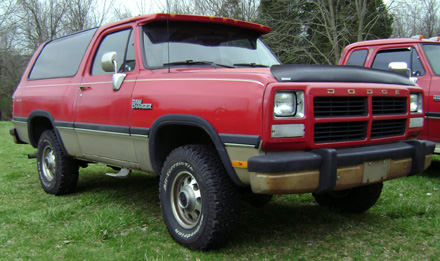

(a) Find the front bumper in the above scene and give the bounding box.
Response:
[248,140,435,194]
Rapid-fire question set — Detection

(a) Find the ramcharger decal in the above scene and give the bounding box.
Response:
[132,99,152,110]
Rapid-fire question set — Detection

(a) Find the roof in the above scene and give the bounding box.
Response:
[345,37,440,49]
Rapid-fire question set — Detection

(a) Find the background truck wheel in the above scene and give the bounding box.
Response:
[37,130,79,195]
[313,182,383,213]
[241,191,273,208]
[159,144,239,250]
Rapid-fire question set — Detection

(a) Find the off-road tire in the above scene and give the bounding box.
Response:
[37,129,79,195]
[159,144,239,250]
[313,182,383,213]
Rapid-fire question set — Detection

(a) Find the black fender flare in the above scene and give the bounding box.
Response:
[149,114,246,187]
[27,110,68,155]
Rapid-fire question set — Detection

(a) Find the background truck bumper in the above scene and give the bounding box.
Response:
[248,140,435,194]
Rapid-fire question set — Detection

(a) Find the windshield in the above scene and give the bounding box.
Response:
[422,43,440,76]
[142,21,280,69]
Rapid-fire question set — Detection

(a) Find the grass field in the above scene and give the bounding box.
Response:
[1,121,439,260]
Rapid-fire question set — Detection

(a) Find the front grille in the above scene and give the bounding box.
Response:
[372,97,407,115]
[311,92,409,144]
[314,97,367,117]
[314,121,367,143]
[371,119,406,139]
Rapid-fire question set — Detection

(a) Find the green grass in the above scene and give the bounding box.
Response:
[1,121,439,260]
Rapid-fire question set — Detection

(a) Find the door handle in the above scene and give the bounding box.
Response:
[79,86,91,91]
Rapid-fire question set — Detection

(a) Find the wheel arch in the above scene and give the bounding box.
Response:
[149,114,245,187]
[27,110,68,155]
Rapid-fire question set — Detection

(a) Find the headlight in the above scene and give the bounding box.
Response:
[274,91,304,117]
[274,92,296,117]
[410,93,423,113]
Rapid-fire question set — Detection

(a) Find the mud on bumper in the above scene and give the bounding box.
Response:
[248,140,435,194]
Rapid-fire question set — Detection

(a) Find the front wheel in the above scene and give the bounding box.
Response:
[37,130,79,195]
[313,182,383,213]
[159,145,239,250]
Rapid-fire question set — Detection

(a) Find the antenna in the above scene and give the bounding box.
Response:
[166,0,170,73]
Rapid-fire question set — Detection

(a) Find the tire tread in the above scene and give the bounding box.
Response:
[37,129,79,195]
[160,144,239,250]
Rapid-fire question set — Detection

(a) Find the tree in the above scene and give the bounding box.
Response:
[17,0,68,51]
[307,0,393,64]
[0,0,20,120]
[64,0,115,32]
[390,0,440,38]
[155,0,260,21]
[0,0,116,120]
[0,51,27,120]
[0,0,18,51]
[258,0,316,64]
[259,0,393,64]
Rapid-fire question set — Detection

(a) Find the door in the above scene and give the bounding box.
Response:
[420,43,440,145]
[75,27,138,167]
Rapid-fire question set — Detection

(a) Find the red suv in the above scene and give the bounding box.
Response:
[10,14,434,250]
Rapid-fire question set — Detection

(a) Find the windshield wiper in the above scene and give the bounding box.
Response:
[163,60,234,68]
[233,63,269,68]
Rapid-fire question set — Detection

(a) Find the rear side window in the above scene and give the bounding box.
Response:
[346,49,368,66]
[372,48,425,77]
[91,29,135,75]
[28,29,97,80]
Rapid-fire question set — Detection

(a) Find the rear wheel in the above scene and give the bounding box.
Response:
[313,182,383,213]
[160,144,239,250]
[37,130,79,195]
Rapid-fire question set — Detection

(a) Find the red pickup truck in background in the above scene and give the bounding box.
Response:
[339,37,440,152]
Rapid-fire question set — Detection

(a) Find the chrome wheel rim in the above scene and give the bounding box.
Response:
[170,171,202,229]
[42,146,55,182]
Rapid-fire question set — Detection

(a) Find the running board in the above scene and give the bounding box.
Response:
[106,168,131,179]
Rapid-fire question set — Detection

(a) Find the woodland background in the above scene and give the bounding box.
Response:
[1,0,439,120]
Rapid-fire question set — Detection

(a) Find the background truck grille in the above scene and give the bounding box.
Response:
[372,97,407,115]
[371,119,407,139]
[314,97,367,117]
[314,121,367,143]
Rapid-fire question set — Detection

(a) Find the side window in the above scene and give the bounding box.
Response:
[29,29,97,80]
[371,48,425,77]
[411,48,425,76]
[91,29,135,75]
[346,49,368,66]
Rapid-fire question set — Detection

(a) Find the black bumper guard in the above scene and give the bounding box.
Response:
[248,140,435,194]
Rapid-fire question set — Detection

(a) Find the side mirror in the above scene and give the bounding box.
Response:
[388,62,411,78]
[101,52,117,72]
[101,51,126,91]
